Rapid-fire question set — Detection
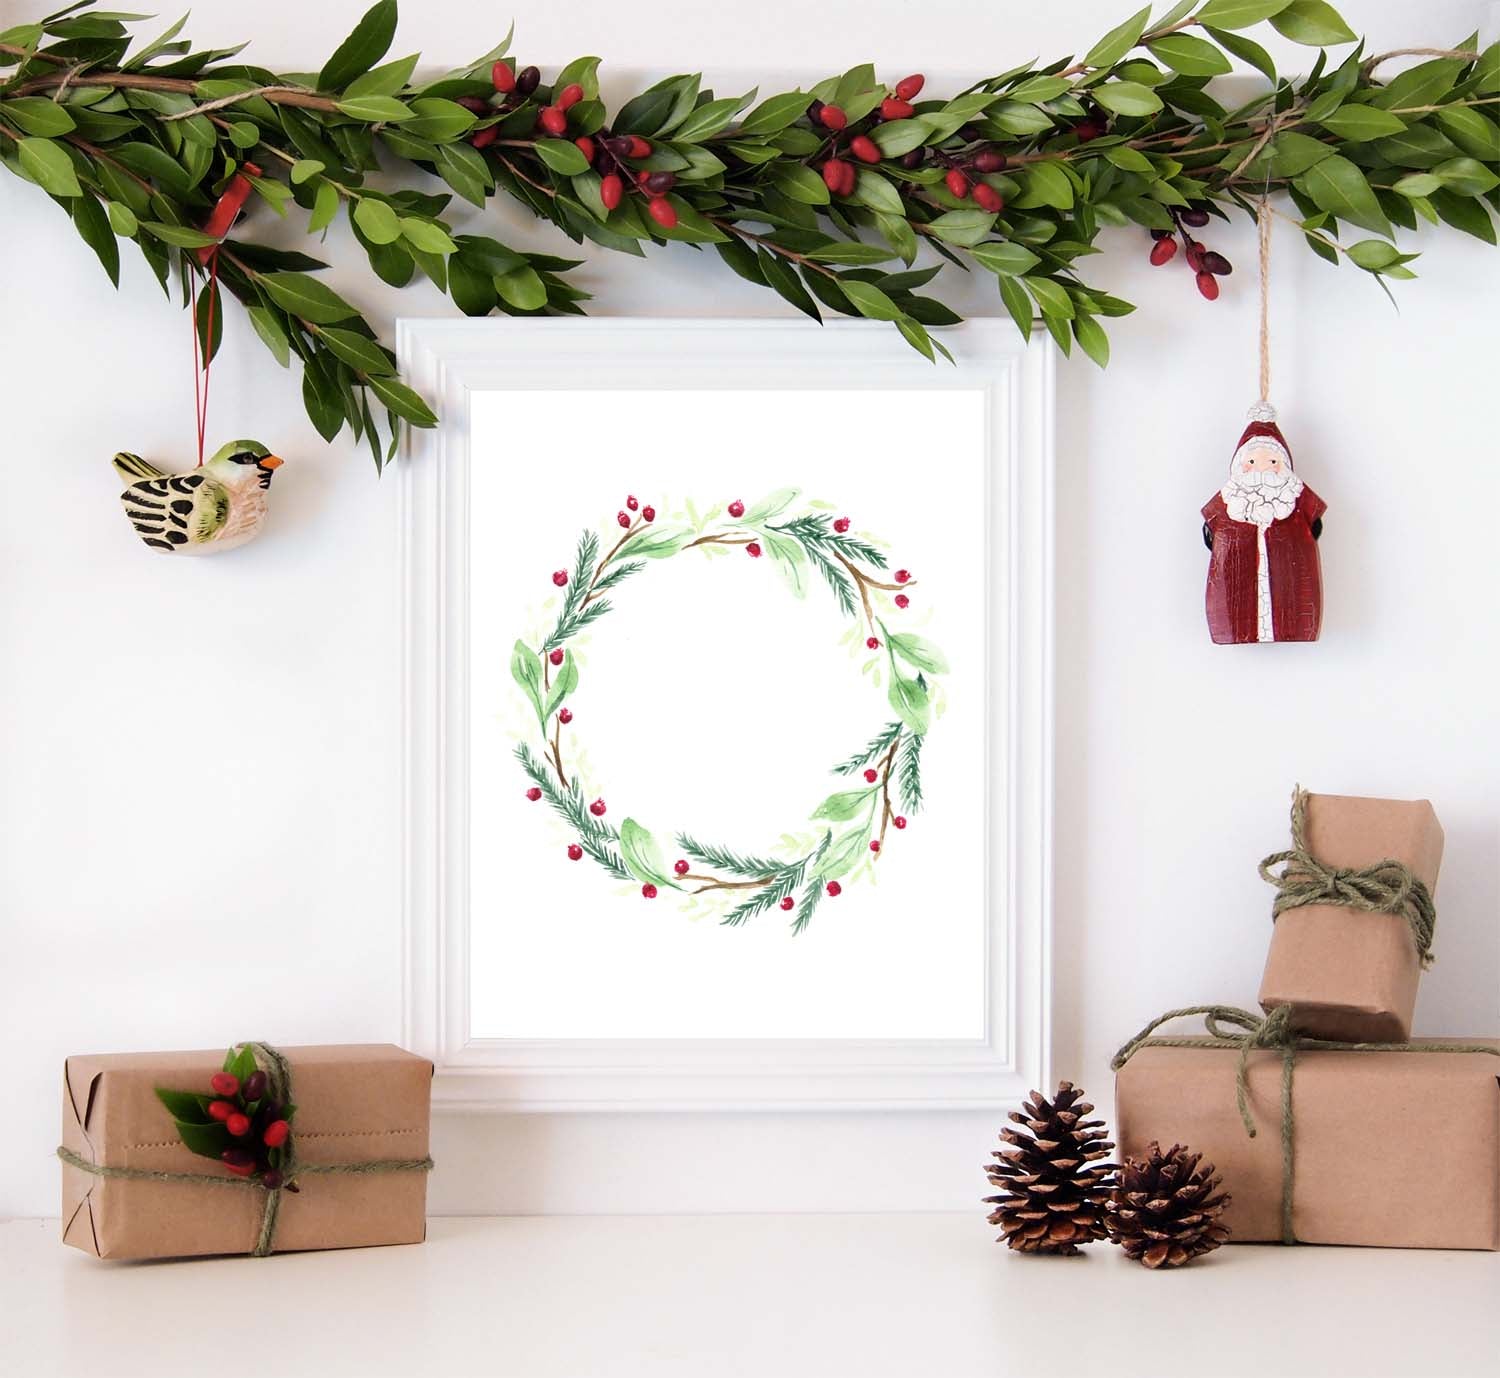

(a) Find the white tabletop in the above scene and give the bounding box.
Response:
[4,1215,1496,1377]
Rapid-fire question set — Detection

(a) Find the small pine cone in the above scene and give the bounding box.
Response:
[1106,1141,1231,1269]
[983,1081,1115,1256]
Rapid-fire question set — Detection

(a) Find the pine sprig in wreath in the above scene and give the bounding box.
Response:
[771,515,888,570]
[676,835,787,880]
[719,837,828,928]
[833,721,904,776]
[897,733,925,816]
[515,743,630,879]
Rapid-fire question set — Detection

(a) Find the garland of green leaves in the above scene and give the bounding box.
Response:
[512,493,944,931]
[3,2,1497,467]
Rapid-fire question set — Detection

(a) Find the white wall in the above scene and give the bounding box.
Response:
[3,0,1496,1218]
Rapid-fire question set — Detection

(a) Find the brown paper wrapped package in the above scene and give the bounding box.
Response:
[1115,1040,1500,1249]
[61,1044,431,1260]
[1258,792,1443,1042]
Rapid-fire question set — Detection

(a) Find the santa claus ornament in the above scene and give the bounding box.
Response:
[1201,203,1324,645]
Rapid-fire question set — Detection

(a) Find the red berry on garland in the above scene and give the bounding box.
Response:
[627,135,653,158]
[881,97,915,121]
[575,135,596,163]
[780,896,795,911]
[643,170,677,195]
[1149,238,1178,266]
[822,158,852,194]
[492,60,516,94]
[222,1153,256,1177]
[869,840,881,853]
[526,787,543,801]
[746,542,763,558]
[456,96,491,115]
[263,1119,290,1148]
[974,148,1007,173]
[590,798,607,816]
[826,881,842,897]
[647,197,678,229]
[556,82,584,111]
[894,569,911,584]
[567,843,584,860]
[470,125,499,150]
[1196,271,1220,301]
[550,648,565,665]
[818,103,848,130]
[641,883,658,899]
[626,495,639,511]
[894,593,910,609]
[1074,118,1105,142]
[617,510,632,528]
[674,859,690,875]
[945,168,970,199]
[850,134,881,165]
[727,499,745,518]
[552,569,569,586]
[1180,206,1211,228]
[208,1099,235,1122]
[226,1112,251,1138]
[974,183,1004,214]
[866,636,880,649]
[864,768,879,783]
[210,1072,240,1097]
[833,517,851,533]
[516,66,541,96]
[1185,240,1206,272]
[1202,250,1233,276]
[558,708,573,724]
[600,173,623,210]
[642,506,655,522]
[895,73,925,101]
[539,105,567,135]
[893,816,907,829]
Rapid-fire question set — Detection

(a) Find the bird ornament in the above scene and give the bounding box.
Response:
[114,440,284,555]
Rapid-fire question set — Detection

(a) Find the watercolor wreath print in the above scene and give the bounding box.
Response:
[511,490,947,932]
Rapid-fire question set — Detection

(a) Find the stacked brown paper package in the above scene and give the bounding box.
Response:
[1115,790,1500,1250]
[61,1044,432,1261]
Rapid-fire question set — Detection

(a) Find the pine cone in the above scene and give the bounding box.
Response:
[1106,1141,1231,1269]
[983,1081,1115,1255]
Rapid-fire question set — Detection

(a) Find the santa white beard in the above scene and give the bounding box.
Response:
[1221,468,1304,643]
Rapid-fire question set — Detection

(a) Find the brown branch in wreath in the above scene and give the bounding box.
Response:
[549,714,567,788]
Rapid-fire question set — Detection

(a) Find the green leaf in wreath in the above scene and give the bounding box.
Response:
[886,630,950,676]
[542,651,579,721]
[815,826,870,881]
[510,640,544,718]
[761,529,807,598]
[811,787,876,822]
[154,1088,214,1124]
[319,0,398,93]
[619,524,692,559]
[17,136,82,197]
[620,818,671,886]
[888,673,932,735]
[741,488,800,524]
[259,271,360,324]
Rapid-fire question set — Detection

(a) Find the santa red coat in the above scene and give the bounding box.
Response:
[1202,484,1325,644]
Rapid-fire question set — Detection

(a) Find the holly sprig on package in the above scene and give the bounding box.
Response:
[512,493,943,931]
[3,2,1496,463]
[154,1044,297,1189]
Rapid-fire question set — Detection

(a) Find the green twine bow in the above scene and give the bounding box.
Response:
[1112,1005,1498,1244]
[1259,786,1437,967]
[57,1041,433,1258]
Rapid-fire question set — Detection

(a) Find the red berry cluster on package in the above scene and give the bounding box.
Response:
[155,1049,298,1190]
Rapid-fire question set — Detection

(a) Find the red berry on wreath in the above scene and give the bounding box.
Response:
[626,495,639,511]
[1196,271,1220,301]
[643,170,677,195]
[575,134,596,164]
[262,1118,290,1148]
[642,506,655,522]
[746,542,763,558]
[727,499,745,518]
[822,158,851,194]
[974,148,1007,173]
[617,510,631,528]
[818,103,848,131]
[627,135,652,158]
[780,896,795,911]
[1074,118,1105,142]
[973,183,1003,214]
[945,168,970,199]
[641,883,658,899]
[647,197,678,229]
[826,881,842,897]
[550,648,565,665]
[526,787,542,801]
[1185,241,1206,272]
[894,569,911,583]
[552,569,569,586]
[558,708,573,724]
[600,173,623,210]
[894,593,910,609]
[850,134,881,164]
[210,1072,240,1097]
[492,60,516,94]
[556,82,584,111]
[881,97,915,121]
[895,73,925,101]
[866,636,880,649]
[208,1099,235,1122]
[1202,250,1233,276]
[833,517,851,533]
[539,105,567,135]
[226,1112,251,1138]
[869,839,881,853]
[470,125,499,150]
[893,815,907,829]
[674,859,690,876]
[590,798,607,816]
[567,843,583,860]
[1180,206,1211,228]
[516,66,541,96]
[1149,238,1178,266]
[864,768,879,783]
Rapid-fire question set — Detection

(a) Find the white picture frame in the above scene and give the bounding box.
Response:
[399,317,1054,1111]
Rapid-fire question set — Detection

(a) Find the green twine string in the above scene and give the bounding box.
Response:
[57,1041,433,1258]
[1111,1005,1499,1244]
[1259,785,1437,968]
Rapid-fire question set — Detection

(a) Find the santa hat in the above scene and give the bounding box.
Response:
[1231,401,1293,469]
